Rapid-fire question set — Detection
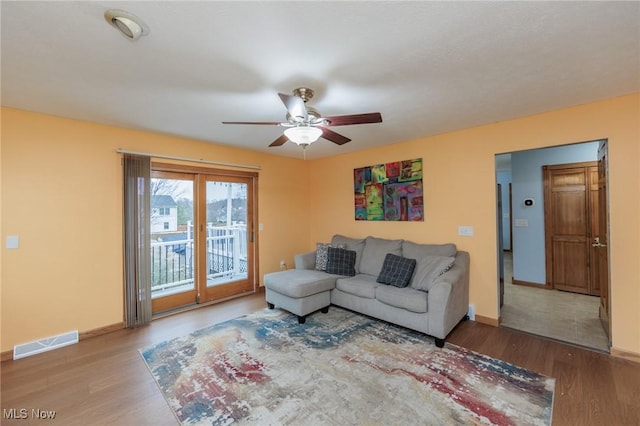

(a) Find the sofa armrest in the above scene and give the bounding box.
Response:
[295,251,317,270]
[428,251,470,339]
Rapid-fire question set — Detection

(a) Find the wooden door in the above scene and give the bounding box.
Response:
[596,141,611,341]
[543,162,599,295]
[588,167,601,295]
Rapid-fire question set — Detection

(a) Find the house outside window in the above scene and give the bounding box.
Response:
[151,195,179,233]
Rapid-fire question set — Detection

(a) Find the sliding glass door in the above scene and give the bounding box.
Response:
[150,165,257,314]
[199,176,255,303]
[150,172,197,313]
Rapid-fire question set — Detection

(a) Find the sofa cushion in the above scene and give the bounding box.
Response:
[376,285,428,313]
[264,270,338,298]
[325,247,357,276]
[376,253,416,288]
[331,235,366,273]
[335,274,379,299]
[410,255,456,291]
[359,237,403,277]
[401,240,457,258]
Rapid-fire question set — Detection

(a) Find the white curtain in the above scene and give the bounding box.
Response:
[123,154,152,327]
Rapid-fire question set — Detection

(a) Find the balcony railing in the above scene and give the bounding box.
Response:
[150,223,247,298]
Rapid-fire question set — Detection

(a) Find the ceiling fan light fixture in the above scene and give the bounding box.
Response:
[104,10,149,40]
[284,126,322,146]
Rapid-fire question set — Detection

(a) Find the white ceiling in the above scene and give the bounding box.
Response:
[2,1,639,160]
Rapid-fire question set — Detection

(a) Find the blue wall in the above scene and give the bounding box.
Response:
[510,141,599,285]
[496,170,512,250]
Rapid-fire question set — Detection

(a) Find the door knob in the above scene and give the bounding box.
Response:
[592,237,607,247]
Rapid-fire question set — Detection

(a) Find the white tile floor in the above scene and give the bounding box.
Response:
[499,252,609,353]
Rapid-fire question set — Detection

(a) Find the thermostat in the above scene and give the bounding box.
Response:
[523,198,535,207]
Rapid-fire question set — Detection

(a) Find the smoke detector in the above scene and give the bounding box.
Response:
[104,9,149,41]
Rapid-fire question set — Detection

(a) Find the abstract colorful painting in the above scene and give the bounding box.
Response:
[354,158,423,221]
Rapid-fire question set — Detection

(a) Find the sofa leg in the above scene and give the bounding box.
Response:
[321,306,329,314]
[298,315,306,324]
[267,302,275,309]
[435,338,445,348]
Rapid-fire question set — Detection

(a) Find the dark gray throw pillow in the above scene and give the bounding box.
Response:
[325,247,357,276]
[376,253,417,288]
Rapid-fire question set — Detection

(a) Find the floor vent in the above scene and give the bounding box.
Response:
[13,330,79,360]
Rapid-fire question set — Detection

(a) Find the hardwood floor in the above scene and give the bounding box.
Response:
[2,291,639,425]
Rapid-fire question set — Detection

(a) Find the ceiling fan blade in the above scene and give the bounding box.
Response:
[321,127,351,145]
[324,112,382,127]
[222,121,282,125]
[278,93,308,121]
[269,134,289,147]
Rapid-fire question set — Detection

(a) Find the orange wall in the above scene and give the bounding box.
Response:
[307,94,640,356]
[0,108,310,352]
[2,94,639,357]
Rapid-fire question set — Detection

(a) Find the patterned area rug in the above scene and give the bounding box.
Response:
[141,307,554,425]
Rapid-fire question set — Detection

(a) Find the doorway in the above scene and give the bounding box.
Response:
[495,140,610,352]
[150,163,258,314]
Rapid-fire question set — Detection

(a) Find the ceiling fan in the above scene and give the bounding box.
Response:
[222,87,382,148]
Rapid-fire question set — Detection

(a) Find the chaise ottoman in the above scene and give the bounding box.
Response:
[263,269,339,323]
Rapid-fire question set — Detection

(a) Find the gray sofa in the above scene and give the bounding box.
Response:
[264,235,470,347]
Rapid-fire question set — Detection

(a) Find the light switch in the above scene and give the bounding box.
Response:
[458,226,474,237]
[259,223,264,231]
[6,236,20,249]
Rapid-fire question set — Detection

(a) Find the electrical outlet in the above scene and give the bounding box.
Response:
[279,260,287,270]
